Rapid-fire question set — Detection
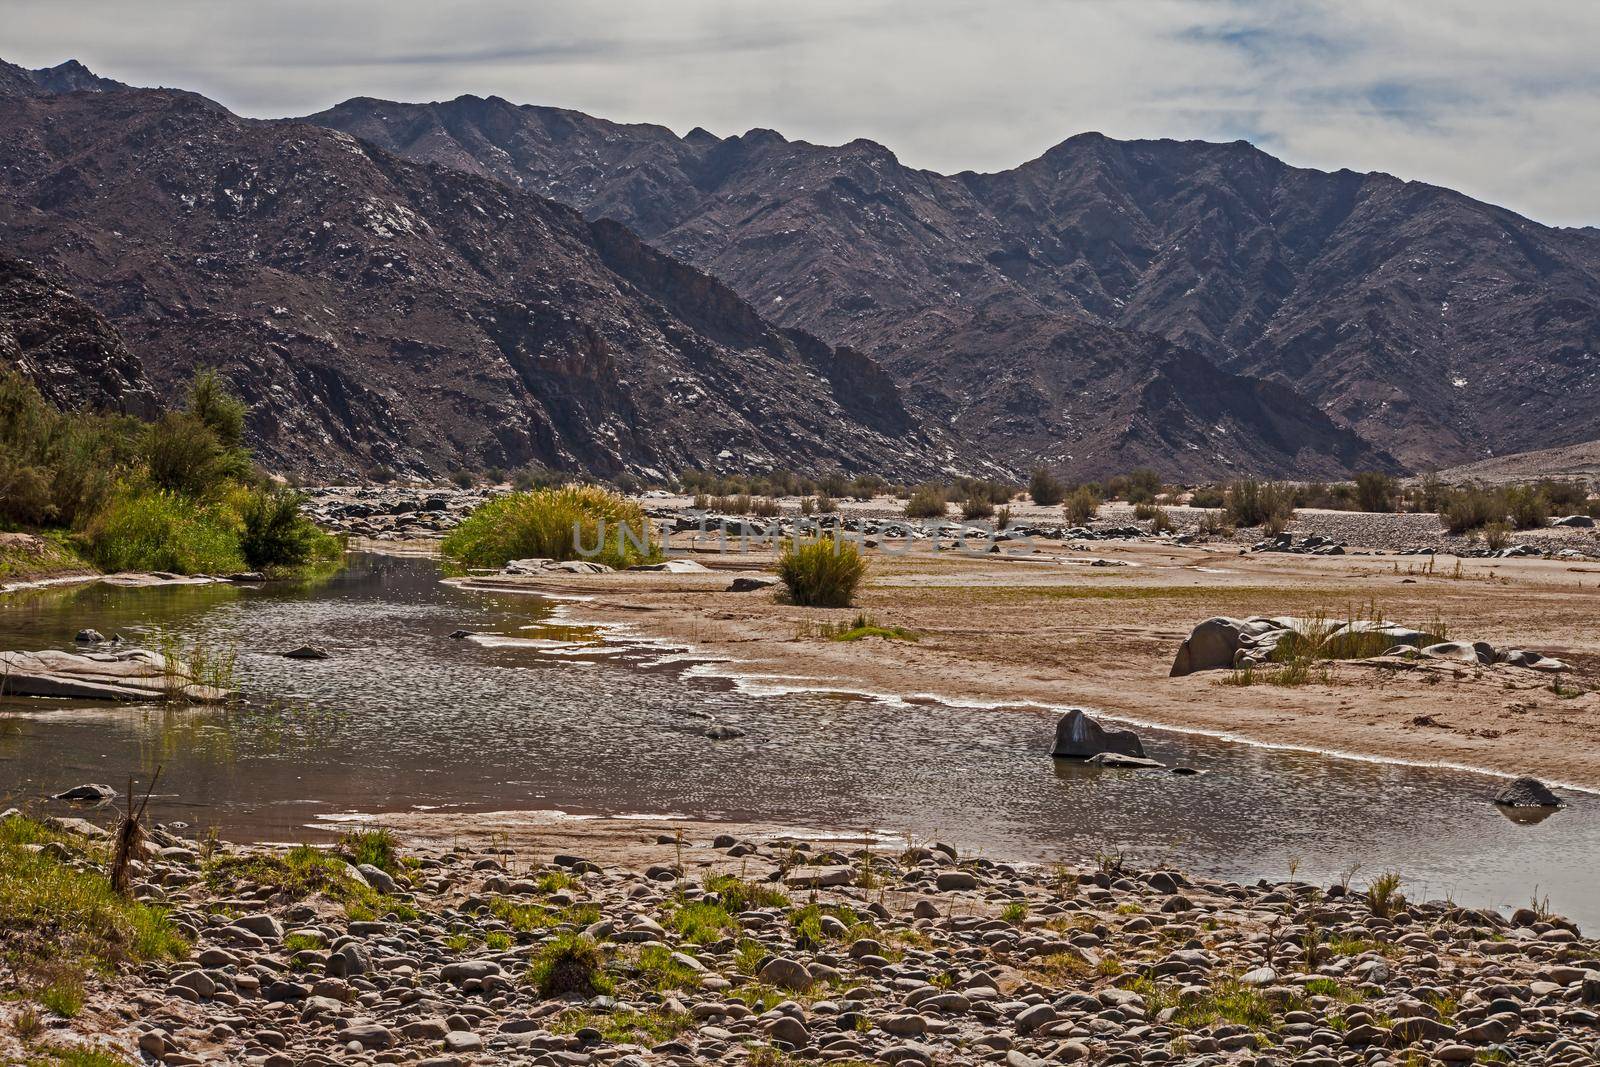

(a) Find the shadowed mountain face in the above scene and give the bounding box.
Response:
[0,252,155,414]
[309,94,1600,470]
[0,66,949,480]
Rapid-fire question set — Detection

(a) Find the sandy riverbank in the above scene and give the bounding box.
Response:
[446,535,1600,792]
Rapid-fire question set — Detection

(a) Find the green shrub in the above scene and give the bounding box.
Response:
[903,485,947,518]
[441,486,658,570]
[82,488,246,574]
[237,487,339,570]
[960,493,995,520]
[1225,479,1296,530]
[1028,467,1065,506]
[1188,485,1225,509]
[527,933,612,998]
[1124,468,1162,504]
[1064,486,1099,527]
[1354,471,1397,513]
[1504,484,1550,530]
[1482,522,1511,551]
[142,412,251,498]
[1538,478,1588,511]
[1439,486,1504,534]
[777,537,867,608]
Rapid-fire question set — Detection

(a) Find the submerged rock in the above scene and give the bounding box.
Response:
[53,782,117,802]
[281,644,330,660]
[1084,752,1167,769]
[1494,776,1562,808]
[1051,709,1145,760]
[74,628,106,643]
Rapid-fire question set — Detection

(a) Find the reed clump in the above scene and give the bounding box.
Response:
[441,485,658,570]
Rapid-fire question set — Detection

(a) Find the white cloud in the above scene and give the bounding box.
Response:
[6,0,1597,225]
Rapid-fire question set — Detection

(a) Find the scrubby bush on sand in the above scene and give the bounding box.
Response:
[902,485,947,519]
[777,536,866,608]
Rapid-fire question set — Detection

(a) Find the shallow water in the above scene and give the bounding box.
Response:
[3,553,1597,926]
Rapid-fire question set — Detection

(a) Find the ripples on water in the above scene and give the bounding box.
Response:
[2,553,1596,926]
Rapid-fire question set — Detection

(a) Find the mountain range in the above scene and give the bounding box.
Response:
[6,57,1597,480]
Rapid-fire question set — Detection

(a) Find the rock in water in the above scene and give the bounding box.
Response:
[1494,776,1562,808]
[1051,709,1146,759]
[1085,752,1167,769]
[0,648,230,702]
[281,644,331,660]
[74,629,106,644]
[53,783,117,802]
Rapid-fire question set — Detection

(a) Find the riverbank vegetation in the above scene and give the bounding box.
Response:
[440,485,658,570]
[0,370,339,577]
[0,813,188,1020]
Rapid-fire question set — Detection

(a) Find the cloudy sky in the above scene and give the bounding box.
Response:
[7,0,1597,226]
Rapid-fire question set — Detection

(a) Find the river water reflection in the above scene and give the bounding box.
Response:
[2,553,1595,926]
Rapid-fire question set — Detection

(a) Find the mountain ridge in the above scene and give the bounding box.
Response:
[305,91,1600,470]
[0,64,953,480]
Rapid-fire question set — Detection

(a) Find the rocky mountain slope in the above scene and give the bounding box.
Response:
[0,252,155,413]
[308,94,1600,470]
[0,64,945,480]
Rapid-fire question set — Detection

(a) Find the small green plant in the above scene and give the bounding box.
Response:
[777,536,867,608]
[667,900,738,944]
[903,484,948,518]
[485,930,513,951]
[803,612,918,642]
[704,874,789,911]
[526,933,612,998]
[1064,486,1098,526]
[338,827,401,874]
[1366,872,1405,918]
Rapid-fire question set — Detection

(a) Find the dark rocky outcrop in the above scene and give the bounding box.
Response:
[0,253,155,414]
[0,69,943,481]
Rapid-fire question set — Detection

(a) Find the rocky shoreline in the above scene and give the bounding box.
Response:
[299,488,1600,561]
[6,813,1598,1067]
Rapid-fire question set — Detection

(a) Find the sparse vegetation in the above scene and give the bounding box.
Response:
[1064,486,1099,526]
[1225,478,1296,532]
[0,814,187,1016]
[903,484,948,518]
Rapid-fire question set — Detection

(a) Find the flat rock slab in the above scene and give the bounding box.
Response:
[99,572,229,588]
[0,648,230,702]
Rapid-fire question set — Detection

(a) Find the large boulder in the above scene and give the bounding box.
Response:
[1494,776,1562,808]
[1170,616,1285,675]
[1170,618,1252,676]
[1052,709,1145,760]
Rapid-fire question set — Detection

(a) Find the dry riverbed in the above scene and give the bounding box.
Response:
[4,810,1599,1067]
